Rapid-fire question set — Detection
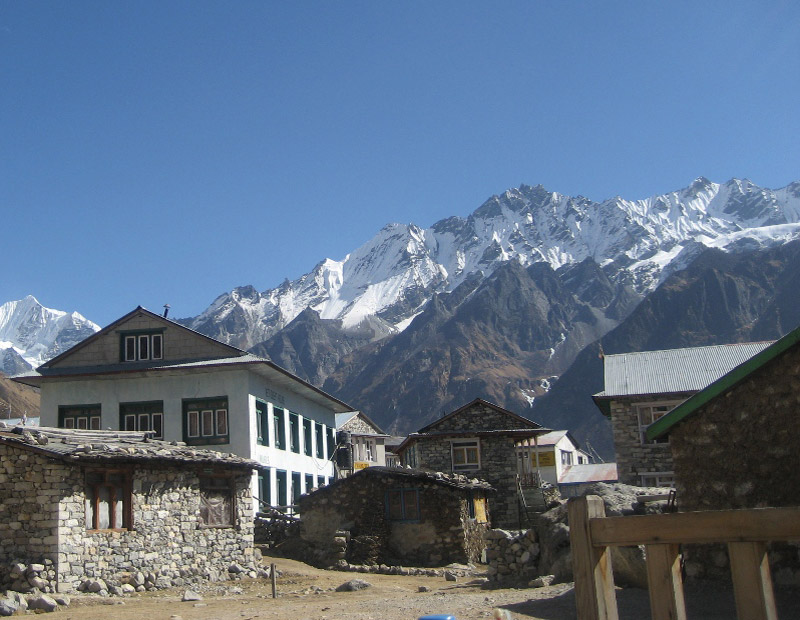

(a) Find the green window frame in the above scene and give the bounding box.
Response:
[326,427,335,460]
[275,470,288,512]
[120,401,163,439]
[303,418,312,456]
[258,470,271,507]
[182,396,229,446]
[59,404,101,430]
[273,408,286,450]
[255,400,268,445]
[289,412,300,453]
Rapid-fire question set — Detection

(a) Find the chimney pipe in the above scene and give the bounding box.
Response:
[163,304,170,318]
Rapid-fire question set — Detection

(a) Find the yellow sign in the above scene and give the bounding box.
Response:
[536,451,556,467]
[353,461,369,470]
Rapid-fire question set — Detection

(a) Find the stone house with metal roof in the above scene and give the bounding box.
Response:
[395,398,551,528]
[647,326,800,512]
[0,426,262,594]
[12,306,356,512]
[592,341,772,487]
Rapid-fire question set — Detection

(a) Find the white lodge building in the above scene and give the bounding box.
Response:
[13,306,355,512]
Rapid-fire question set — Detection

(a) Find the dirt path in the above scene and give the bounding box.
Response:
[45,555,800,620]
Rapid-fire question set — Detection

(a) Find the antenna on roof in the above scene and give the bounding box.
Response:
[163,304,170,318]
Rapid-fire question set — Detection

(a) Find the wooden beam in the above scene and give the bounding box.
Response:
[645,544,686,620]
[568,496,619,620]
[590,506,800,547]
[728,542,777,620]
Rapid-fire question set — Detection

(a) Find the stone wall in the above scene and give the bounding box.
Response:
[0,445,258,593]
[669,342,800,582]
[296,472,488,568]
[341,415,379,435]
[429,402,529,432]
[0,445,63,590]
[608,396,679,485]
[415,435,520,528]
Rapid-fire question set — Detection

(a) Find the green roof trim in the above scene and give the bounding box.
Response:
[646,325,800,441]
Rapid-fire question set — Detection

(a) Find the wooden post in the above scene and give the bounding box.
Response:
[645,544,686,620]
[568,495,619,620]
[728,542,777,620]
[271,562,277,598]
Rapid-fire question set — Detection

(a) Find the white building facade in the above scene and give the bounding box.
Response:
[14,307,354,512]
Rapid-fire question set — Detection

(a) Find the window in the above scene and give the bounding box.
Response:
[289,413,300,453]
[121,331,164,362]
[276,470,288,512]
[255,401,268,445]
[640,472,675,488]
[85,469,131,530]
[451,440,480,471]
[60,405,101,430]
[305,473,314,493]
[273,408,286,450]
[326,427,335,460]
[258,471,271,508]
[315,424,324,458]
[183,397,229,445]
[316,475,325,488]
[386,488,420,521]
[636,402,681,444]
[303,419,312,456]
[560,450,573,466]
[198,476,234,527]
[291,472,302,504]
[120,401,163,439]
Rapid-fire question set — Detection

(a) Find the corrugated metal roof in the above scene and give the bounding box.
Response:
[558,463,618,485]
[599,341,773,397]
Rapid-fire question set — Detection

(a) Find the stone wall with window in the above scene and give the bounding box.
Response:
[413,435,520,528]
[607,396,681,486]
[295,470,490,568]
[0,445,257,593]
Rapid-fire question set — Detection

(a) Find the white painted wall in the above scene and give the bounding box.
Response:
[39,365,337,511]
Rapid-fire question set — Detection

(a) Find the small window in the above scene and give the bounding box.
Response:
[273,408,286,450]
[183,397,229,445]
[121,331,165,362]
[386,488,420,521]
[199,476,234,527]
[255,401,267,445]
[303,419,312,456]
[276,470,288,512]
[289,413,300,453]
[59,405,101,431]
[315,424,324,458]
[637,402,681,444]
[326,427,335,460]
[85,469,131,530]
[560,450,573,466]
[451,440,480,471]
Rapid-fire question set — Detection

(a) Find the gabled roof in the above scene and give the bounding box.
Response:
[417,397,542,433]
[593,341,773,415]
[12,307,355,414]
[38,306,245,369]
[334,410,388,435]
[0,426,263,471]
[647,325,800,441]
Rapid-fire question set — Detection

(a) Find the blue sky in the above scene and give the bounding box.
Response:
[2,1,798,326]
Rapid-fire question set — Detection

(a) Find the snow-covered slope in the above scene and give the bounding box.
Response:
[187,178,800,348]
[0,296,100,372]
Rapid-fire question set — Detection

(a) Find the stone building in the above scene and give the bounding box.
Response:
[333,410,390,477]
[396,398,551,528]
[647,326,800,511]
[295,466,492,568]
[592,341,772,487]
[12,306,355,512]
[0,426,262,593]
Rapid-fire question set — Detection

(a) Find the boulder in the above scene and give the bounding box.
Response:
[335,579,372,592]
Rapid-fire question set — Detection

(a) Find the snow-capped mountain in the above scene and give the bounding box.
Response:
[0,296,100,373]
[187,178,800,349]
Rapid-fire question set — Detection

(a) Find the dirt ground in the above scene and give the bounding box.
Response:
[45,555,800,620]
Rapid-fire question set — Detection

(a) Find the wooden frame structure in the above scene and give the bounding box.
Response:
[568,495,800,620]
